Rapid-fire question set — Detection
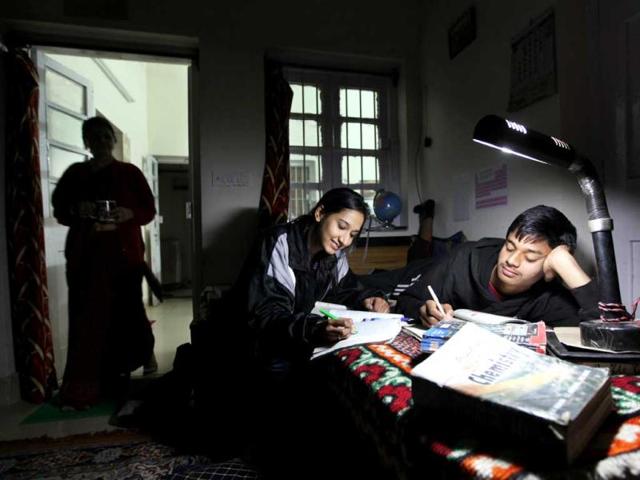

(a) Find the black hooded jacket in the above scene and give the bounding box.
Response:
[228,215,376,365]
[396,238,599,327]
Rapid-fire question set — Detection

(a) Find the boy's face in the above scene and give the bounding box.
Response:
[493,233,552,296]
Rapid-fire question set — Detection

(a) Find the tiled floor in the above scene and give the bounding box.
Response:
[0,298,193,442]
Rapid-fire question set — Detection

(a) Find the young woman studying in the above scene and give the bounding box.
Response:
[238,187,389,376]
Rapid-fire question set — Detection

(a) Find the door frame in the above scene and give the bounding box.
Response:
[1,25,202,339]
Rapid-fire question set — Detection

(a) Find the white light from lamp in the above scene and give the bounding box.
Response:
[472,139,550,165]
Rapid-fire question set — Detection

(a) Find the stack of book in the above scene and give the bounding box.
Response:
[411,323,613,465]
[421,318,547,354]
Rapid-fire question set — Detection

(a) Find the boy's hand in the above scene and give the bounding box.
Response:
[543,245,590,288]
[420,300,453,327]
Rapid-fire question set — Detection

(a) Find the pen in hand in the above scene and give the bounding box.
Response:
[319,308,356,338]
[427,285,446,317]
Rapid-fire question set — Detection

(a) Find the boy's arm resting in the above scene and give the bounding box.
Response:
[572,280,601,321]
[395,274,428,320]
[543,245,591,289]
[396,254,454,320]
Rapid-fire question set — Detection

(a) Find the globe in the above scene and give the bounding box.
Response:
[373,190,402,227]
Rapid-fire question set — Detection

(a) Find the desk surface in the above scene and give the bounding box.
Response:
[327,331,640,479]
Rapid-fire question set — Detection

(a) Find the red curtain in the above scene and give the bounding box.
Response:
[258,61,293,228]
[5,48,57,403]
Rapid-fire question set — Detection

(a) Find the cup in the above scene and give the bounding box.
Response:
[95,200,117,223]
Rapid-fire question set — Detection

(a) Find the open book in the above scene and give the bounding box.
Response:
[401,308,526,341]
[311,301,405,322]
[310,302,402,359]
[452,309,526,325]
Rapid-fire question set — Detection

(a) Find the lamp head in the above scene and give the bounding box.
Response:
[473,114,576,169]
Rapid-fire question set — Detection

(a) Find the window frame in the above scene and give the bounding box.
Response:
[284,66,400,221]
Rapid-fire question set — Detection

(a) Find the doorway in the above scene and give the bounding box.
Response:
[34,47,194,377]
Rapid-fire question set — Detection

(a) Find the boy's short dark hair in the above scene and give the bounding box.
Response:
[506,205,577,253]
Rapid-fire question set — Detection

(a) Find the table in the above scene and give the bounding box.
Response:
[324,331,640,479]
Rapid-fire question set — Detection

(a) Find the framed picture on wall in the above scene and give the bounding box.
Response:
[508,9,557,111]
[448,6,476,60]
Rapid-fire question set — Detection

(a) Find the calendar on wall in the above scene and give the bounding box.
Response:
[508,9,557,112]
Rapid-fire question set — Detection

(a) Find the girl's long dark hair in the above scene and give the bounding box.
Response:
[309,188,370,219]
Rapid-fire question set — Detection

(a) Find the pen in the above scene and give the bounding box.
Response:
[427,285,446,317]
[318,308,357,334]
[319,308,339,320]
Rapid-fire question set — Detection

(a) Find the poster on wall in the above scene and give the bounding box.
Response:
[475,164,508,209]
[508,9,557,111]
[453,173,472,221]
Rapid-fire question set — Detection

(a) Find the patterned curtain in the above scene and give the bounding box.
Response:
[258,61,293,228]
[5,48,57,403]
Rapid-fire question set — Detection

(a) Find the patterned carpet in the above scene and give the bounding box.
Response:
[0,431,259,480]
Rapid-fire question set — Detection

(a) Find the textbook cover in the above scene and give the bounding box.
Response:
[421,319,547,354]
[411,324,612,464]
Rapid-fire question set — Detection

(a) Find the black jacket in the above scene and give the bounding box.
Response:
[231,216,375,364]
[396,238,599,327]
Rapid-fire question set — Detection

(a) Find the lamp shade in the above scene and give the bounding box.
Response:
[473,114,576,169]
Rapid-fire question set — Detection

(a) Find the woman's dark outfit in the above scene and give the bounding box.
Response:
[52,160,156,408]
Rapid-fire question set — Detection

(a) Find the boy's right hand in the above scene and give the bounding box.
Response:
[420,300,454,327]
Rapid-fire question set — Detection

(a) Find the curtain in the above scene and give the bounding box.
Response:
[5,48,57,403]
[258,61,293,228]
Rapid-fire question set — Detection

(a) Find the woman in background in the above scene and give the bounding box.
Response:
[52,116,156,409]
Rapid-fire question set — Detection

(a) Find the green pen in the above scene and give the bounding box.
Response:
[318,308,357,334]
[319,308,340,320]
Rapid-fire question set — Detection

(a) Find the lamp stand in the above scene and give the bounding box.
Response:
[569,157,640,352]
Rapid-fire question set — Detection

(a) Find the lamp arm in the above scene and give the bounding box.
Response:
[568,156,625,312]
[568,157,611,225]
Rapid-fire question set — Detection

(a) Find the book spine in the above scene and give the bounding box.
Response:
[411,377,568,464]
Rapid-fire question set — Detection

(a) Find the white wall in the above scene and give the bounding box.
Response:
[47,54,150,171]
[420,0,640,305]
[146,62,189,157]
[420,0,596,271]
[4,2,423,289]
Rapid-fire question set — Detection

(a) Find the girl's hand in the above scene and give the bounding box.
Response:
[363,296,390,313]
[324,317,355,343]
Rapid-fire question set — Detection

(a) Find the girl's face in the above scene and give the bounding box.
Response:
[313,207,365,255]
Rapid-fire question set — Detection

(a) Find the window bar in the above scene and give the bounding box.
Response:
[301,81,307,211]
[316,81,321,206]
[345,88,350,186]
[359,88,364,193]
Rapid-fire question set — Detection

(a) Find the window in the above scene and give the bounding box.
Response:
[284,67,399,220]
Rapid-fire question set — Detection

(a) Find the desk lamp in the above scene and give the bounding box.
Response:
[472,114,639,351]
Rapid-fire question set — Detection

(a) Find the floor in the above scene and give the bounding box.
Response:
[0,297,193,442]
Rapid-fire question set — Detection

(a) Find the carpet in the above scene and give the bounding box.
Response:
[20,395,117,425]
[0,430,259,480]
